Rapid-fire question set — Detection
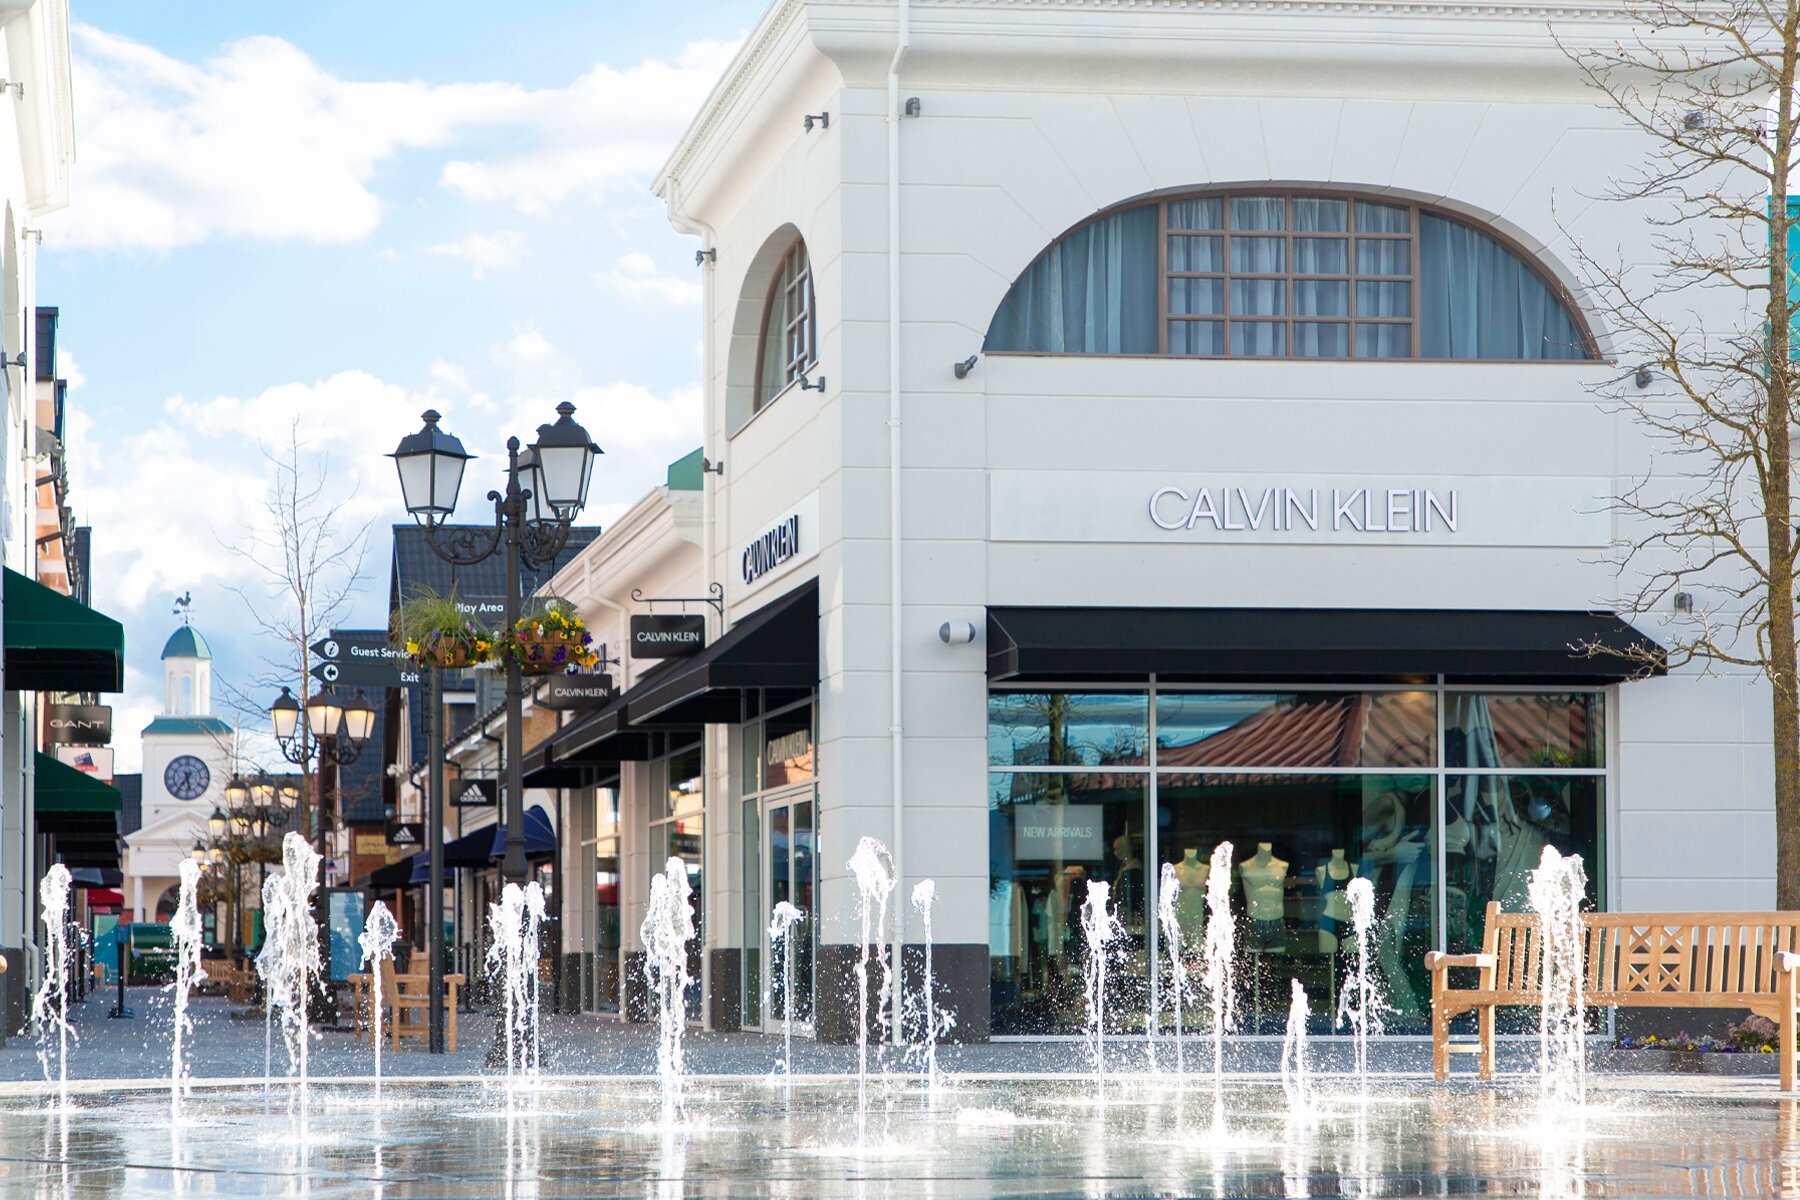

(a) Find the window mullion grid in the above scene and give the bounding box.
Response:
[1158,202,1169,355]
[1283,193,1293,357]
[1410,206,1422,359]
[1348,198,1360,358]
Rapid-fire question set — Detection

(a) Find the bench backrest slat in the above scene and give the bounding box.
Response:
[1470,910,1800,999]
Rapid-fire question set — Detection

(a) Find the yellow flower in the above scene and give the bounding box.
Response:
[405,640,419,655]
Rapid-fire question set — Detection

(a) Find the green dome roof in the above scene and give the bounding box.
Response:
[161,626,212,661]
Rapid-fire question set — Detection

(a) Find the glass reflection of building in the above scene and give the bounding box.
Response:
[988,688,1604,1036]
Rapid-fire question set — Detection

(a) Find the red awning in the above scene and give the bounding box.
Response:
[87,888,123,907]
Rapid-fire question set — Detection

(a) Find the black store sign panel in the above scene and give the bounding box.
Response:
[45,704,111,745]
[542,674,617,710]
[454,778,498,807]
[631,614,705,659]
[386,822,424,848]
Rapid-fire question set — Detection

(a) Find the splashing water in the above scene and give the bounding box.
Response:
[1335,876,1384,1090]
[642,857,695,1127]
[30,863,74,1106]
[1280,979,1317,1126]
[269,833,323,1103]
[1201,842,1236,1135]
[1078,879,1124,1092]
[168,859,207,1120]
[486,881,548,1083]
[908,880,955,1092]
[357,901,400,1090]
[847,837,897,1141]
[768,901,805,1080]
[1157,862,1189,1077]
[254,873,291,1099]
[1528,845,1589,1111]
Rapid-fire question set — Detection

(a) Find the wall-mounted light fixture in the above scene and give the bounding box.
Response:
[953,354,980,380]
[939,620,977,645]
[800,374,826,392]
[701,457,725,475]
[1673,592,1695,613]
[803,112,830,132]
[1,352,23,370]
[1634,365,1654,389]
[905,97,922,117]
[0,81,22,100]
[694,248,716,266]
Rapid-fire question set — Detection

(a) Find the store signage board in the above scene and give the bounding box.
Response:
[45,704,111,745]
[990,471,1613,548]
[1012,804,1104,861]
[730,491,819,602]
[542,674,616,710]
[311,629,422,689]
[631,615,705,658]
[454,778,498,807]
[386,822,424,848]
[56,745,113,781]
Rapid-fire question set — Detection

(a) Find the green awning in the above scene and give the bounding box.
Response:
[4,568,124,692]
[35,752,121,870]
[35,752,122,814]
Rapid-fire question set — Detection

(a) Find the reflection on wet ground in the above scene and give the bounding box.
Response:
[0,1074,1796,1198]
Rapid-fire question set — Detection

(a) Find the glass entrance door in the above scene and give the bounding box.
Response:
[763,789,816,1030]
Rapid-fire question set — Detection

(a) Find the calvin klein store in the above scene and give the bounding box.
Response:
[641,0,1768,1044]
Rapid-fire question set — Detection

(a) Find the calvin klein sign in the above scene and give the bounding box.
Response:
[631,615,705,658]
[45,704,111,745]
[541,673,617,710]
[743,513,800,586]
[731,491,819,599]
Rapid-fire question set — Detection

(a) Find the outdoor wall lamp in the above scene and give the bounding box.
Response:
[1673,592,1695,613]
[939,620,978,645]
[695,248,715,266]
[800,374,826,392]
[905,97,922,117]
[954,354,979,379]
[1634,365,1653,389]
[803,111,829,132]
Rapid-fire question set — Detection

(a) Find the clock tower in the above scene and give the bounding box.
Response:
[121,621,237,919]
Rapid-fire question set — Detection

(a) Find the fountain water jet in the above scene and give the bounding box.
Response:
[485,881,548,1082]
[1200,841,1235,1135]
[168,858,206,1120]
[847,836,896,1139]
[268,832,323,1103]
[1156,861,1189,1077]
[253,873,290,1100]
[357,901,400,1089]
[1078,879,1123,1092]
[1280,979,1317,1126]
[1528,845,1589,1111]
[908,879,955,1091]
[642,857,695,1127]
[30,863,74,1106]
[1335,876,1384,1090]
[768,901,805,1079]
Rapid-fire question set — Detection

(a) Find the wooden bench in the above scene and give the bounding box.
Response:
[1428,902,1800,1087]
[383,970,465,1053]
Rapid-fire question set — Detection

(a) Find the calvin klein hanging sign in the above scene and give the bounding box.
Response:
[631,614,706,658]
[989,471,1611,548]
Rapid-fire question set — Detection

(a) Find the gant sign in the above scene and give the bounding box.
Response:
[45,704,111,746]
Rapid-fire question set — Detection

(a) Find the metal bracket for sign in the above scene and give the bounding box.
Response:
[630,582,724,618]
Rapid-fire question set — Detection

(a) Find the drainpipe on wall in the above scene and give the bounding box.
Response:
[886,0,910,1044]
[664,175,721,1027]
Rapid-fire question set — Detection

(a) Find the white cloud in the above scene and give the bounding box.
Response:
[438,40,739,215]
[506,329,553,363]
[604,251,702,305]
[427,359,470,393]
[47,28,740,250]
[424,230,526,278]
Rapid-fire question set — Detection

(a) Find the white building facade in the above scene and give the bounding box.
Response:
[535,0,1775,1041]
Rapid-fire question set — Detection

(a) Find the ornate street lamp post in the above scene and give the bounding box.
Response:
[267,686,375,862]
[390,405,599,1054]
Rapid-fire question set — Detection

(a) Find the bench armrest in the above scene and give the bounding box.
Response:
[1777,952,1800,973]
[1424,952,1494,972]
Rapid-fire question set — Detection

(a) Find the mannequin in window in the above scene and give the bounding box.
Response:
[1174,848,1209,949]
[1317,848,1355,953]
[1238,842,1289,947]
[1113,834,1145,931]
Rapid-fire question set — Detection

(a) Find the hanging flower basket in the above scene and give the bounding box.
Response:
[503,599,600,676]
[394,589,495,670]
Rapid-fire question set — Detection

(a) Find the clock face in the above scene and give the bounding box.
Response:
[164,755,211,801]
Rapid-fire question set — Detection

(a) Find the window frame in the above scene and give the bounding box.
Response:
[985,187,1599,363]
[752,238,817,412]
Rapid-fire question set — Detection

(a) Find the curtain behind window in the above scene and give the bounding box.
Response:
[1419,214,1587,360]
[986,205,1158,353]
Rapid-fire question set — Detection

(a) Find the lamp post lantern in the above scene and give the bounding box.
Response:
[267,685,374,863]
[390,404,599,1054]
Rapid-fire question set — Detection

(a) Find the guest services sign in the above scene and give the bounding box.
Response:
[990,471,1611,548]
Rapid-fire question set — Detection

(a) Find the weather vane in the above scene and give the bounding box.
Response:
[172,591,193,626]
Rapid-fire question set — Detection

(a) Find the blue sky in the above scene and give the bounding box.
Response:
[45,1,757,769]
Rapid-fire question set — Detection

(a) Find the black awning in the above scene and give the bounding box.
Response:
[521,736,592,788]
[986,607,1667,685]
[626,579,818,725]
[368,854,429,888]
[545,700,665,766]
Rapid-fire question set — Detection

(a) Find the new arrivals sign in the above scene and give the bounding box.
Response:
[1012,804,1104,861]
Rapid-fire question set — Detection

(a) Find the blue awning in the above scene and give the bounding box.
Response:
[442,805,555,867]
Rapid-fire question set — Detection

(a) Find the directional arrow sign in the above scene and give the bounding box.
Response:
[310,637,342,660]
[310,630,420,690]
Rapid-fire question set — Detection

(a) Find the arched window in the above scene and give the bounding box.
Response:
[754,238,816,411]
[986,190,1594,362]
